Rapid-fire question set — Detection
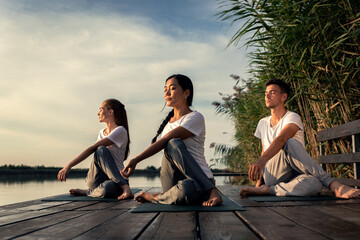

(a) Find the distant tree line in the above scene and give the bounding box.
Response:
[0,164,236,178]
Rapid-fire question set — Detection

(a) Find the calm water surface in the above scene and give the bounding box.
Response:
[0,176,233,206]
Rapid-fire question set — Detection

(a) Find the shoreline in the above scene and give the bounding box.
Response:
[0,165,244,179]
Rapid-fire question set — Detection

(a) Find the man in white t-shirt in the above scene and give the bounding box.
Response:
[239,79,360,198]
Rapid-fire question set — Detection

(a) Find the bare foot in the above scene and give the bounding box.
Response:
[239,185,270,198]
[117,184,134,200]
[134,191,160,203]
[69,189,87,196]
[329,180,360,199]
[203,188,223,207]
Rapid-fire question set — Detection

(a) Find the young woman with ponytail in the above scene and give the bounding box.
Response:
[57,99,133,200]
[122,74,223,206]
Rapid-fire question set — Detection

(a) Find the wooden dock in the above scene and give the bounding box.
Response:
[1,185,360,239]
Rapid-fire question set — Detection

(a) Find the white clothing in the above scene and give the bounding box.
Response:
[254,111,305,152]
[160,111,213,178]
[97,126,128,172]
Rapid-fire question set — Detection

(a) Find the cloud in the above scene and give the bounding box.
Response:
[0,1,249,169]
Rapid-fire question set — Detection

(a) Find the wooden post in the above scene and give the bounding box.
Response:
[353,134,360,179]
[319,143,326,171]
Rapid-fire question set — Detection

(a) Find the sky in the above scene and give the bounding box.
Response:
[0,0,250,170]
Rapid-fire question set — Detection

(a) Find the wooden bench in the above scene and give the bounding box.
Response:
[317,119,360,187]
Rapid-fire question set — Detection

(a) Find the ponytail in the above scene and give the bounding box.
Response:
[151,110,174,144]
[104,99,130,160]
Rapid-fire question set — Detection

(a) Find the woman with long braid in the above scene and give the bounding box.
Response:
[121,74,222,206]
[58,99,133,200]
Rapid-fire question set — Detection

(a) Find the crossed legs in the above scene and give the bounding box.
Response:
[135,138,222,206]
[70,146,133,199]
[240,139,360,198]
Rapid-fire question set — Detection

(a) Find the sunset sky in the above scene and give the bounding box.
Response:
[0,0,250,170]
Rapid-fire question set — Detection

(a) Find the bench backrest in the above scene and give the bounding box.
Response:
[316,119,360,181]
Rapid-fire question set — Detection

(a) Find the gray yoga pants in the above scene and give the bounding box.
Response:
[154,138,216,205]
[86,146,128,198]
[264,138,334,196]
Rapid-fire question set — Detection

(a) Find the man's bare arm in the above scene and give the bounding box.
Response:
[258,123,300,164]
[249,123,300,181]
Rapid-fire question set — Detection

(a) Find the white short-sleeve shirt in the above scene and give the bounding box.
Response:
[254,111,305,152]
[97,126,128,172]
[160,111,213,178]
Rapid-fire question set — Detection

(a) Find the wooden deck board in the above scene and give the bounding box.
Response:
[218,185,268,207]
[138,212,197,240]
[0,209,58,227]
[236,207,329,240]
[74,211,158,240]
[1,185,360,240]
[272,205,360,239]
[15,209,126,239]
[0,210,88,239]
[198,212,259,240]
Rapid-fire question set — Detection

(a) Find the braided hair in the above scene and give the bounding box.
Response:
[151,74,193,144]
[103,99,131,160]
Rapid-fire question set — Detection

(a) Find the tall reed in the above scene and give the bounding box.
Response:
[216,0,360,178]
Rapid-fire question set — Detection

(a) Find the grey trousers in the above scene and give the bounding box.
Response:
[86,146,128,198]
[264,138,334,196]
[154,138,216,205]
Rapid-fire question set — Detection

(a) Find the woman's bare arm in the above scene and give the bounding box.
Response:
[57,138,114,181]
[121,126,193,178]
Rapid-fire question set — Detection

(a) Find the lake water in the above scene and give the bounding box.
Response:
[0,176,234,206]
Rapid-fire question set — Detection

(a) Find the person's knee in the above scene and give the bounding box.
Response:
[95,146,107,155]
[284,138,299,148]
[165,138,183,152]
[94,146,108,163]
[283,138,303,153]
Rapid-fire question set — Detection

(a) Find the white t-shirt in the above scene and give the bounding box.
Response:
[254,111,305,152]
[97,126,128,172]
[160,111,213,179]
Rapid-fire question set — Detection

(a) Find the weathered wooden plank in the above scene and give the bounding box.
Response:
[74,211,158,240]
[313,205,360,224]
[0,199,43,211]
[138,212,197,240]
[15,209,126,239]
[0,201,70,217]
[199,212,258,240]
[265,198,360,207]
[0,209,58,227]
[237,207,328,240]
[318,152,360,164]
[76,201,121,211]
[218,185,269,207]
[272,205,360,239]
[49,201,100,211]
[317,119,360,142]
[72,187,153,211]
[110,199,142,209]
[341,203,360,212]
[0,210,87,239]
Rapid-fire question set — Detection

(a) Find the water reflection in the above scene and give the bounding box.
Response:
[0,175,247,206]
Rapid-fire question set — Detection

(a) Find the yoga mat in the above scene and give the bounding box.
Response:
[42,188,142,202]
[248,195,355,202]
[131,194,245,213]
